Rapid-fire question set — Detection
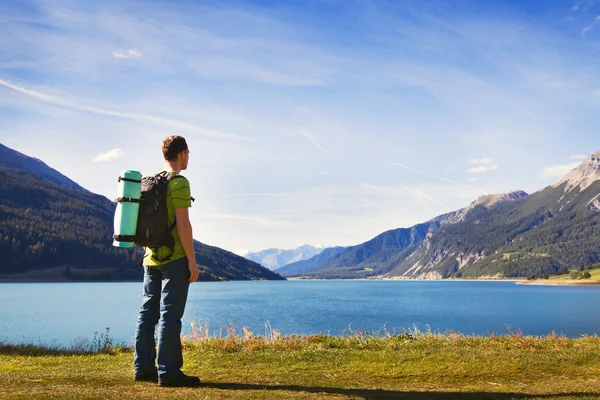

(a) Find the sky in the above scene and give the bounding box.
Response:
[1,0,600,255]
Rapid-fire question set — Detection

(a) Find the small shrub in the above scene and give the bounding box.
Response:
[527,274,536,281]
[569,270,580,280]
[582,271,592,279]
[90,327,114,353]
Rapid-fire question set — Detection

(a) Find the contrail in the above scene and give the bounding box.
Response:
[384,159,461,186]
[298,129,333,157]
[384,159,485,193]
[402,185,449,209]
[0,77,246,140]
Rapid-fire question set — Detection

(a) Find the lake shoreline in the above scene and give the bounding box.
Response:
[517,279,600,286]
[1,277,522,283]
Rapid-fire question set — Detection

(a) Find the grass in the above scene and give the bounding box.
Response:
[2,326,600,400]
[548,268,600,282]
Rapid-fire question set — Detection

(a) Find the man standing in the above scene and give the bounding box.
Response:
[133,135,201,387]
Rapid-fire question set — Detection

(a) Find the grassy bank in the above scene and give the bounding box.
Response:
[2,331,600,400]
[522,267,600,286]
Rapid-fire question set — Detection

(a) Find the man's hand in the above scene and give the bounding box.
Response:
[188,261,200,283]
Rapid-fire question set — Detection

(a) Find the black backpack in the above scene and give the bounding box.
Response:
[134,171,184,265]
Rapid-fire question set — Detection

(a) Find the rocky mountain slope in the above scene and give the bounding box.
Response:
[291,152,600,279]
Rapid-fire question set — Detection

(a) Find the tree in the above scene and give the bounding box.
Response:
[582,271,592,279]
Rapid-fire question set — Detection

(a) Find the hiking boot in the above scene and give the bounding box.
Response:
[133,370,158,382]
[158,374,201,388]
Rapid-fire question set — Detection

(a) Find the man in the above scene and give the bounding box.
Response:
[133,135,201,387]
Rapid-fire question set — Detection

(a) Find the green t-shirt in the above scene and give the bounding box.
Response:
[144,171,192,266]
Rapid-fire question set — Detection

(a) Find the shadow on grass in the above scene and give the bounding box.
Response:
[200,382,598,399]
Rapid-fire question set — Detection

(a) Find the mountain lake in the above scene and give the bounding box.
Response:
[2,280,600,346]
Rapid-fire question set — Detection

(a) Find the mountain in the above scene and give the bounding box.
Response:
[275,246,346,276]
[0,143,84,191]
[194,241,284,281]
[244,244,330,270]
[0,143,284,281]
[282,190,528,279]
[298,152,600,279]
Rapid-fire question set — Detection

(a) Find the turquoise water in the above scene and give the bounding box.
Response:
[2,280,600,346]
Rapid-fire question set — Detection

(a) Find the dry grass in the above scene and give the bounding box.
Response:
[2,328,600,399]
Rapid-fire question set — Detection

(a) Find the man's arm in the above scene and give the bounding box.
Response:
[175,207,200,283]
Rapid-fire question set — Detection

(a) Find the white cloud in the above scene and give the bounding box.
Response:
[469,158,493,165]
[466,165,499,174]
[112,48,143,59]
[93,148,124,162]
[582,23,595,36]
[541,162,580,178]
[581,16,600,36]
[467,177,481,182]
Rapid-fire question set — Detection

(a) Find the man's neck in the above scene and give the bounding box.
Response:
[165,162,182,174]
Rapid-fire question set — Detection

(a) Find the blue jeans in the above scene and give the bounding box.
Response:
[134,257,190,380]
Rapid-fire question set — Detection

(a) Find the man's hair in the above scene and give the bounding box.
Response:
[162,135,188,161]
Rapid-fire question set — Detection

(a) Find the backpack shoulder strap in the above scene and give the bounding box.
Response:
[166,174,194,202]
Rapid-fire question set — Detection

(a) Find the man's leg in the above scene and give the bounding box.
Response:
[157,257,191,381]
[134,266,161,376]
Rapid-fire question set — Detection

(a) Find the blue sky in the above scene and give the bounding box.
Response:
[1,0,599,254]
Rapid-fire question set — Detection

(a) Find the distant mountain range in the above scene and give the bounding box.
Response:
[275,246,346,276]
[243,245,331,270]
[0,143,284,281]
[278,151,600,279]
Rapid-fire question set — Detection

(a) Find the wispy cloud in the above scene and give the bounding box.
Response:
[569,154,589,160]
[93,149,124,162]
[112,48,143,59]
[298,129,333,157]
[466,158,498,174]
[222,193,289,197]
[466,164,499,174]
[581,16,600,36]
[541,162,580,178]
[203,213,309,228]
[356,196,393,213]
[469,158,493,165]
[573,1,593,12]
[0,78,245,140]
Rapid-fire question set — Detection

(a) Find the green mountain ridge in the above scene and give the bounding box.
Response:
[0,144,284,281]
[290,152,600,279]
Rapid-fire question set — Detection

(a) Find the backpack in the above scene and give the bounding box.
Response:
[134,171,185,265]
